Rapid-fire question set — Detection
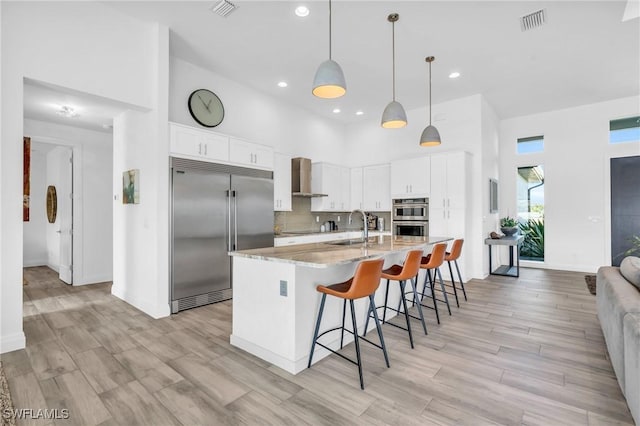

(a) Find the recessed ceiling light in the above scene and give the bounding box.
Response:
[57,106,77,118]
[449,72,461,79]
[332,108,341,113]
[295,6,309,17]
[277,81,288,88]
[356,111,364,116]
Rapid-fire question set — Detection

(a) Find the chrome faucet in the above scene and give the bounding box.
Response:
[349,209,368,242]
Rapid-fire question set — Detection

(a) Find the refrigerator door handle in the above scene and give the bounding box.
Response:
[227,189,232,251]
[233,190,238,250]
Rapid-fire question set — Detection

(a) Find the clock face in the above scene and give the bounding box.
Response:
[188,89,224,127]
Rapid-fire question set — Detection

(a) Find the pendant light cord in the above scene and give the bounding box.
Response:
[428,60,432,125]
[328,0,332,60]
[392,20,396,101]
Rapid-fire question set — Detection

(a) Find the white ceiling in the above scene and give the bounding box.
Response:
[23,1,639,130]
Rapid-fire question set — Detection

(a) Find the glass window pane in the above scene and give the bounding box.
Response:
[609,116,640,144]
[517,165,544,261]
[517,136,544,154]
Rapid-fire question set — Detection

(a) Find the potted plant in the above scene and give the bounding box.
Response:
[500,216,519,236]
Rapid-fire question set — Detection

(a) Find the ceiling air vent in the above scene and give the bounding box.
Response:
[520,9,546,31]
[211,0,237,18]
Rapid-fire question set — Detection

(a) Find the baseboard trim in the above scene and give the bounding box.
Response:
[75,275,113,286]
[23,259,48,268]
[111,286,170,319]
[0,332,26,354]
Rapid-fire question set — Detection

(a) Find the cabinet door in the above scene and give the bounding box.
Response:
[350,168,363,210]
[339,167,350,211]
[201,132,229,162]
[429,207,447,236]
[363,164,390,211]
[170,124,203,158]
[390,159,413,198]
[445,152,467,210]
[229,138,273,170]
[273,153,292,211]
[311,163,340,211]
[410,156,431,197]
[430,154,447,210]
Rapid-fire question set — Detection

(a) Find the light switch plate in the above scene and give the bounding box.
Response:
[280,280,288,297]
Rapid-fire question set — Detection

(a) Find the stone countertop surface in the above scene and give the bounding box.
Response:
[229,235,452,268]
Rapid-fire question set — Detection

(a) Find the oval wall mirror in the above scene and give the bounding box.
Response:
[46,185,57,223]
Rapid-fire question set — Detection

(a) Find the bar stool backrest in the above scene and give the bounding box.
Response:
[395,250,424,280]
[422,243,447,269]
[446,239,464,261]
[346,258,385,299]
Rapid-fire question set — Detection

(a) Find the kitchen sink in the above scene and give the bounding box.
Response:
[325,239,367,246]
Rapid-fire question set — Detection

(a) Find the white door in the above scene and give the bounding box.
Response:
[58,148,73,284]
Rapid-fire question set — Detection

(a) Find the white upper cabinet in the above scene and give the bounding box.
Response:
[169,122,229,162]
[229,137,274,170]
[390,156,431,198]
[274,153,292,211]
[311,162,350,211]
[350,167,363,210]
[363,164,391,211]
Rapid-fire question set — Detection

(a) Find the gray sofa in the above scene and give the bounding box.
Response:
[596,256,640,424]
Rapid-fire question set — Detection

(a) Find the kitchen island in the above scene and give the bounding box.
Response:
[229,235,452,374]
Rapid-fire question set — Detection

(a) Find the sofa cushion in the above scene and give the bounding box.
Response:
[623,313,640,425]
[620,256,640,290]
[596,266,640,394]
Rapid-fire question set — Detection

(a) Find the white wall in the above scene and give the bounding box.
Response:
[480,98,501,275]
[170,57,346,162]
[499,96,640,273]
[1,1,161,353]
[23,145,48,266]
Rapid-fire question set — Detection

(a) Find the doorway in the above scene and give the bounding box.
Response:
[611,155,640,266]
[23,142,74,284]
[516,165,545,262]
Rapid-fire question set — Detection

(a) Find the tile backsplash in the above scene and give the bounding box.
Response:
[275,197,390,234]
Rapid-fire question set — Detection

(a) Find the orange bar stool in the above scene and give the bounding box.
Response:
[308,258,389,390]
[445,239,467,307]
[364,250,427,349]
[418,243,451,324]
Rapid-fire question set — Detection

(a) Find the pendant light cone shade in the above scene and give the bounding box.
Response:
[381,13,407,128]
[420,56,441,147]
[420,125,441,146]
[381,101,407,128]
[312,59,347,98]
[312,0,346,99]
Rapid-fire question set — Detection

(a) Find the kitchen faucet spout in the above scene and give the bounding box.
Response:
[348,209,368,242]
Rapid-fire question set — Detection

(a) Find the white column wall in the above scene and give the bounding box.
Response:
[480,98,501,275]
[1,2,161,353]
[499,96,640,273]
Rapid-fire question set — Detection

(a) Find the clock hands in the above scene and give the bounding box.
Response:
[197,94,211,113]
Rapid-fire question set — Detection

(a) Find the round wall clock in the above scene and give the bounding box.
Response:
[188,89,224,128]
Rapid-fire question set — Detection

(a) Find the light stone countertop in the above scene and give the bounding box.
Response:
[229,235,453,268]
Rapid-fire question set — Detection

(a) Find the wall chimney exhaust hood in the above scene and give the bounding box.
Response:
[291,157,327,197]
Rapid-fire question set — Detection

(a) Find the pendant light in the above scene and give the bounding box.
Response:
[420,56,441,146]
[312,0,346,99]
[381,13,407,128]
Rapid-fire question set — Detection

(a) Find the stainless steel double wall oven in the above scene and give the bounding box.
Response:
[392,197,429,237]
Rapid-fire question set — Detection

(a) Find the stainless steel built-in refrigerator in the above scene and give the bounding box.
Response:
[170,157,274,313]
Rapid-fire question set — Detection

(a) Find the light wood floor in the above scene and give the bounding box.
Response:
[1,266,634,425]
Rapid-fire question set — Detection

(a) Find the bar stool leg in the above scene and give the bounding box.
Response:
[340,299,347,349]
[455,259,467,301]
[399,280,415,349]
[369,294,390,368]
[349,299,364,390]
[447,261,460,308]
[424,269,441,324]
[437,268,452,316]
[382,279,390,324]
[308,294,327,368]
[410,277,428,335]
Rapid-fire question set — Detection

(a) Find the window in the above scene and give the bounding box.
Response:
[517,135,544,154]
[517,165,544,261]
[610,116,640,144]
